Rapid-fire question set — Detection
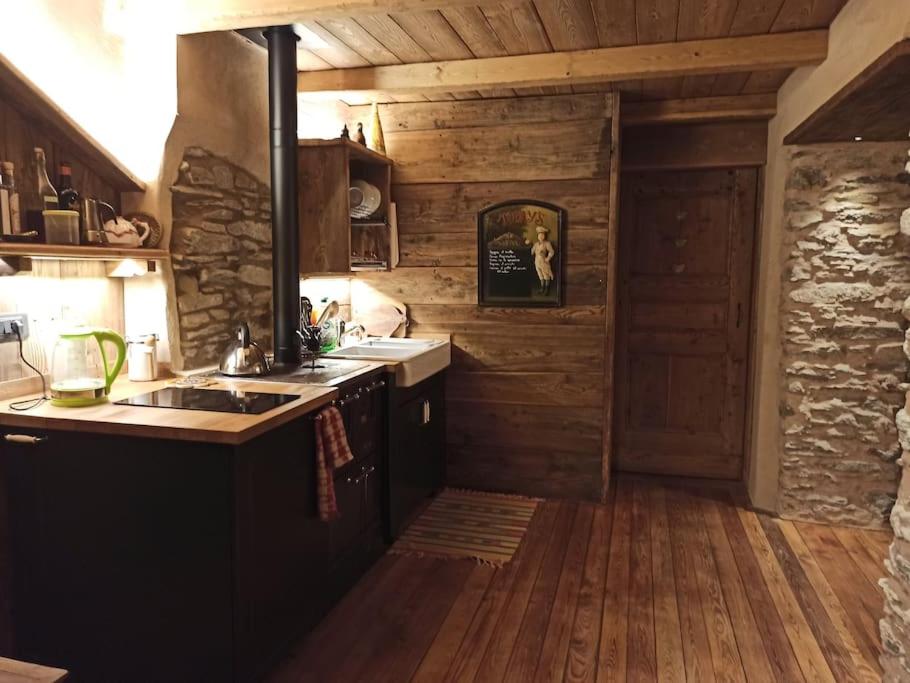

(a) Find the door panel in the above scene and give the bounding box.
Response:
[614,168,758,479]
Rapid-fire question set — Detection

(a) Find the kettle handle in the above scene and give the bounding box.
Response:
[238,322,251,347]
[92,330,126,394]
[97,201,117,223]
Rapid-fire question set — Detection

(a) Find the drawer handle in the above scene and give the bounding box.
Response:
[4,434,47,445]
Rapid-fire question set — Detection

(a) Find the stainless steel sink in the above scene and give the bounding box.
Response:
[324,338,450,387]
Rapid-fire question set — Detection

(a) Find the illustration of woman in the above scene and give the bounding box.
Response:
[529,223,556,295]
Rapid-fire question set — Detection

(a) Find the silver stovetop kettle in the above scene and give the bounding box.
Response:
[219,322,270,376]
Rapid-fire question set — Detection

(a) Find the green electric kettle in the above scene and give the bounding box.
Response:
[50,327,126,407]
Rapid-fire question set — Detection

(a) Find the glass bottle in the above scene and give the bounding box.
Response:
[34,147,58,210]
[0,162,11,236]
[58,161,73,193]
[0,161,21,234]
[57,161,78,210]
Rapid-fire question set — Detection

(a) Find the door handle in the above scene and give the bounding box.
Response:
[3,434,47,445]
[422,400,431,425]
[736,303,743,329]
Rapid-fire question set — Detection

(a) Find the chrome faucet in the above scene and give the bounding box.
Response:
[339,324,365,347]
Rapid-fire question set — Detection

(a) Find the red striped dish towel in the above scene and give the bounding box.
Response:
[315,405,354,521]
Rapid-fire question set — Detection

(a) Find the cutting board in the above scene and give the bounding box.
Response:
[352,297,408,337]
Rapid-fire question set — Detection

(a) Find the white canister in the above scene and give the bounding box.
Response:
[127,334,158,381]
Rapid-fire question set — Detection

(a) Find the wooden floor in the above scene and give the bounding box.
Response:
[268,476,891,682]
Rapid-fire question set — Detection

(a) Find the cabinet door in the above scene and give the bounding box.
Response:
[2,429,233,682]
[423,375,447,493]
[388,373,447,539]
[390,393,432,535]
[329,470,364,562]
[345,377,385,466]
[234,417,329,679]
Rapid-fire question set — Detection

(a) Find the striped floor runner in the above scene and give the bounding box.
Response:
[390,489,539,566]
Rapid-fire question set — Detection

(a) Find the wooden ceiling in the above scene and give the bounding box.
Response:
[287,0,849,104]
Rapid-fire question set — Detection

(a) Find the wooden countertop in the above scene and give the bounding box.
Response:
[0,377,338,446]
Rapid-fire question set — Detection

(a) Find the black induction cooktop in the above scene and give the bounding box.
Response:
[115,387,299,415]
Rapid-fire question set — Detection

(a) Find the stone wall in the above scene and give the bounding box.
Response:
[881,145,910,682]
[169,148,272,370]
[779,143,910,527]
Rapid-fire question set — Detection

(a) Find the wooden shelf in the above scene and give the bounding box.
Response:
[0,243,169,261]
[298,137,392,166]
[785,39,910,144]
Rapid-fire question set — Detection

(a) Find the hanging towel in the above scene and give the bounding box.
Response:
[315,405,354,521]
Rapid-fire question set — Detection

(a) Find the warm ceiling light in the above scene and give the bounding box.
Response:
[293,24,329,50]
[854,136,864,141]
[107,258,147,278]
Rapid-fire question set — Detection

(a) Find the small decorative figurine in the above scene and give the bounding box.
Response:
[368,102,386,154]
[340,124,350,139]
[354,122,367,145]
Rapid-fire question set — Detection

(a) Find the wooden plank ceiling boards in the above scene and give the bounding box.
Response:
[785,39,910,144]
[285,0,848,103]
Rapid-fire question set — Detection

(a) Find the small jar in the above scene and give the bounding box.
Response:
[43,210,80,245]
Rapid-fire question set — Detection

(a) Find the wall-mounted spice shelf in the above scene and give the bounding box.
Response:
[0,243,169,261]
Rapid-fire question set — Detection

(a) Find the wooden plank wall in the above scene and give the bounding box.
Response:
[353,94,613,500]
[0,93,120,222]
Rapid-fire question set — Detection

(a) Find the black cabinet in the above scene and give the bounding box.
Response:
[1,429,234,682]
[0,369,389,682]
[387,371,447,540]
[233,416,328,680]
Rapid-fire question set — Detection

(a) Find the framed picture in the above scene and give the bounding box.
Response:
[477,200,566,307]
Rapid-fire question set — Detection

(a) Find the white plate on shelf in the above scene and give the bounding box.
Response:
[350,179,381,219]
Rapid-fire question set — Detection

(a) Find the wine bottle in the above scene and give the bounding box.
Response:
[34,147,58,210]
[57,161,78,210]
[0,161,21,234]
[0,162,11,236]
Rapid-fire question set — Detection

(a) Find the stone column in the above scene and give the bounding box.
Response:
[881,145,910,680]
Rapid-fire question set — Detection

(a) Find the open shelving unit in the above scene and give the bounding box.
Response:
[298,138,393,275]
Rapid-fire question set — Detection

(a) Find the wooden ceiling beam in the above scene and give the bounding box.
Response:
[623,94,777,126]
[297,31,828,95]
[175,0,483,34]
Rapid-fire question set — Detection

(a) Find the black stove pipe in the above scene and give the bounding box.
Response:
[264,25,300,366]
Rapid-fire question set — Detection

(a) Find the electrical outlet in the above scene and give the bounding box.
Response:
[0,314,29,343]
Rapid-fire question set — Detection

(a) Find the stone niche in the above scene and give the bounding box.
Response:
[169,148,272,370]
[779,143,910,527]
[881,146,910,682]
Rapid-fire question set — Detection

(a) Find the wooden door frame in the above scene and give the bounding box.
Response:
[602,94,622,502]
[605,125,766,493]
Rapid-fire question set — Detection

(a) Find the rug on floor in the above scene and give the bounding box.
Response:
[389,488,540,566]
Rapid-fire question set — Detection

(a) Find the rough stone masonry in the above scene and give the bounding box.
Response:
[169,148,273,370]
[881,143,910,681]
[780,143,910,528]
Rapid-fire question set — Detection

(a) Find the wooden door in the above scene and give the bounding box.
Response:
[614,168,758,479]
